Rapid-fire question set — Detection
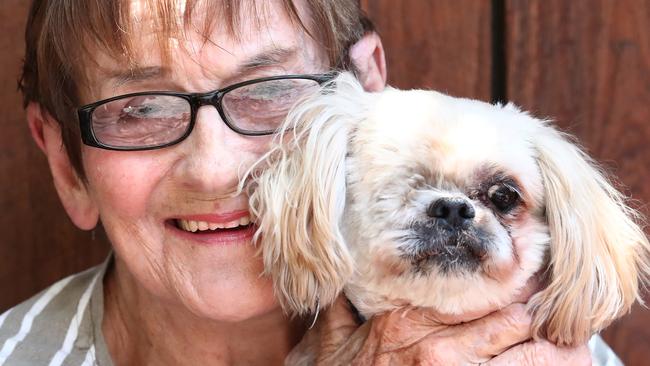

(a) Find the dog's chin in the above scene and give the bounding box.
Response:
[346,222,544,318]
[346,255,526,319]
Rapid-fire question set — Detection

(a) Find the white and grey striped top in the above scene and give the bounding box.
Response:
[0,257,624,365]
[0,259,113,366]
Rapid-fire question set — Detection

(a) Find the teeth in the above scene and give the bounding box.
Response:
[188,221,198,232]
[180,220,189,231]
[176,216,252,233]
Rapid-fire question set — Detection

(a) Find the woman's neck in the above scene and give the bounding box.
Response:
[102,258,306,366]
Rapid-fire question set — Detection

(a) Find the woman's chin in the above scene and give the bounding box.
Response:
[178,278,281,324]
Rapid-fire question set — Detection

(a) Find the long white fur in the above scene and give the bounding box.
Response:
[247,76,374,314]
[249,72,650,346]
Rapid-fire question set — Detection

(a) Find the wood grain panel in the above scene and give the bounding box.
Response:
[505,1,650,364]
[361,0,493,100]
[0,1,110,312]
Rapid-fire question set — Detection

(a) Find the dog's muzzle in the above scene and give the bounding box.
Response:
[401,198,492,273]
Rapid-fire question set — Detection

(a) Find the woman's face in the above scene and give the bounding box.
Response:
[80,2,328,322]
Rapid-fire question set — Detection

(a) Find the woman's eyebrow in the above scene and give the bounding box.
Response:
[108,66,171,88]
[238,46,299,71]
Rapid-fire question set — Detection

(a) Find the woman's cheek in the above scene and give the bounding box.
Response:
[84,149,168,220]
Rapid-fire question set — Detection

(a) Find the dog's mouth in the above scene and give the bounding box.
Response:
[400,222,492,273]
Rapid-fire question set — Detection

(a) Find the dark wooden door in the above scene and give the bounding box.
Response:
[503,1,650,363]
[2,1,649,364]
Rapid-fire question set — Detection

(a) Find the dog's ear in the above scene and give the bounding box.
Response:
[248,73,374,316]
[528,121,650,346]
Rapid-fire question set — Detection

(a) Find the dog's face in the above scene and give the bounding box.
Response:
[341,90,549,317]
[249,73,649,346]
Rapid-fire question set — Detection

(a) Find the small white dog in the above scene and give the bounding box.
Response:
[248,73,650,346]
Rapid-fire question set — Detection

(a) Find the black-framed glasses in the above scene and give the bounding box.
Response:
[77,73,336,151]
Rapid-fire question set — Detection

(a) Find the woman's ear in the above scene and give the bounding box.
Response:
[26,102,99,230]
[349,31,387,92]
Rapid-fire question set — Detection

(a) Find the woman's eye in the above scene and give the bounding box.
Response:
[121,103,159,118]
[487,184,520,212]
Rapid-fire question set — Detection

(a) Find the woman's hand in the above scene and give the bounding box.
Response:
[291,296,591,366]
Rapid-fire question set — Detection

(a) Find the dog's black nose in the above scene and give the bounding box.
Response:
[427,198,475,227]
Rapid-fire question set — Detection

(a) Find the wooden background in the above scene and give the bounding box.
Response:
[1,0,649,364]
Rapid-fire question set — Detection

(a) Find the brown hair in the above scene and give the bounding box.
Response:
[19,0,373,178]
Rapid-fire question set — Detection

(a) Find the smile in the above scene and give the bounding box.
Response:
[175,216,253,233]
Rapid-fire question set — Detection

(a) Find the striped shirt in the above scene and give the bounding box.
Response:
[0,257,624,365]
[0,259,113,365]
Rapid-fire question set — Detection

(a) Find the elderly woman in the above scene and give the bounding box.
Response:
[0,0,613,364]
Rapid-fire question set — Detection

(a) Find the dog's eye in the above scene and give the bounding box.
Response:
[487,184,520,212]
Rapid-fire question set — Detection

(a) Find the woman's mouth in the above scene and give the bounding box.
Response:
[175,216,253,233]
[167,212,257,245]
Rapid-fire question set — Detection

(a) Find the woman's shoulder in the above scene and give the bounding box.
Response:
[0,264,106,365]
[589,334,624,366]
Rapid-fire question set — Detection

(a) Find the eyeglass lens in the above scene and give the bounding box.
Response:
[90,78,320,149]
[221,78,320,134]
[92,95,191,149]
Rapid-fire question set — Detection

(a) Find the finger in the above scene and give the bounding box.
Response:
[318,295,362,348]
[413,305,496,325]
[315,296,372,365]
[456,303,533,361]
[485,340,592,366]
[368,307,447,354]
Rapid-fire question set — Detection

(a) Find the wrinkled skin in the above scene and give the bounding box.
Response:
[313,298,591,366]
[287,279,592,366]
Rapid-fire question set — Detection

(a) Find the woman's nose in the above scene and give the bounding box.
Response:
[173,106,259,194]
